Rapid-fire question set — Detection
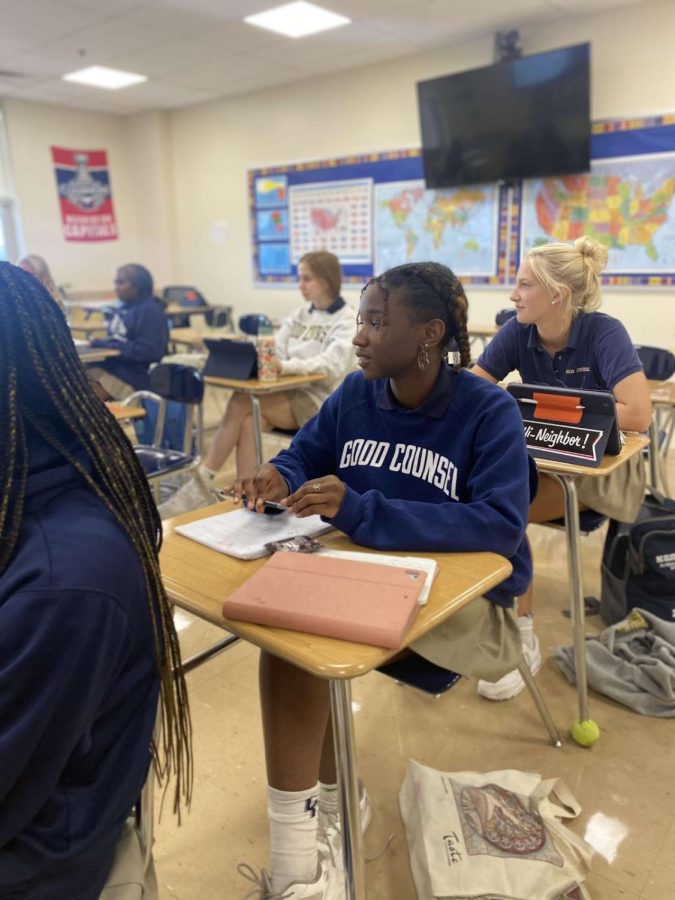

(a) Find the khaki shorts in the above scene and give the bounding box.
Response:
[289,389,320,427]
[576,450,646,523]
[411,598,521,682]
[87,367,136,402]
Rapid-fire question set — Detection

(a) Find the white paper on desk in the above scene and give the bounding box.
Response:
[73,338,91,348]
[175,507,332,559]
[316,549,438,605]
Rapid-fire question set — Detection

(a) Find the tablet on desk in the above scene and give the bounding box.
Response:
[507,383,621,467]
[203,338,258,380]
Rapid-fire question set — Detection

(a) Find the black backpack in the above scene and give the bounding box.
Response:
[600,492,675,625]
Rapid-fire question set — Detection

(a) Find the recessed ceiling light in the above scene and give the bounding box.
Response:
[244,1,350,39]
[62,66,147,90]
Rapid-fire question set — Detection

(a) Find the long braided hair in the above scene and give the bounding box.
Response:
[363,261,472,367]
[0,262,192,812]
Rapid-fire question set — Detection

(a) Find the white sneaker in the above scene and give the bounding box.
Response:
[157,474,215,519]
[316,783,372,850]
[477,633,541,701]
[237,858,342,899]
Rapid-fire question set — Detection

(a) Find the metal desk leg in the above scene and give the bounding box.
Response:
[329,680,366,900]
[648,417,661,494]
[554,474,600,747]
[250,395,264,466]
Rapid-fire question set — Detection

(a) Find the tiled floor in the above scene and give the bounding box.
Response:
[154,451,674,899]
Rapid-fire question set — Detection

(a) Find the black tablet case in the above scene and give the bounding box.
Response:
[203,338,258,380]
[507,383,621,467]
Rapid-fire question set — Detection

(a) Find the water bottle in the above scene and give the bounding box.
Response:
[257,318,277,382]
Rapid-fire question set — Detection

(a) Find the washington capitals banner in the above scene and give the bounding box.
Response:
[51,147,118,242]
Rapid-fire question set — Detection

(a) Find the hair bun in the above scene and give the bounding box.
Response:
[574,236,608,274]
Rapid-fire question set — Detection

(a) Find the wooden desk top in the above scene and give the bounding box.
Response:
[77,347,121,364]
[468,324,498,338]
[160,502,512,680]
[204,372,326,393]
[169,327,235,348]
[535,432,649,478]
[164,304,213,317]
[649,380,675,406]
[105,402,146,421]
[70,322,107,335]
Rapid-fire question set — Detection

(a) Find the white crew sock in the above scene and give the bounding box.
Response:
[517,614,537,650]
[199,463,217,482]
[268,783,320,892]
[318,782,339,833]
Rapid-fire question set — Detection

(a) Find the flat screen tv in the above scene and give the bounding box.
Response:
[417,43,591,188]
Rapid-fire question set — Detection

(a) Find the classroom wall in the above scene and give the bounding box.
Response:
[166,0,675,346]
[1,0,674,344]
[0,100,176,292]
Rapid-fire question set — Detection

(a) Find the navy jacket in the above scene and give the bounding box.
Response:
[0,432,159,899]
[91,295,168,390]
[273,366,533,606]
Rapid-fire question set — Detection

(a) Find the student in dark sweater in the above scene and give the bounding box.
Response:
[231,262,534,899]
[89,263,168,397]
[0,263,191,900]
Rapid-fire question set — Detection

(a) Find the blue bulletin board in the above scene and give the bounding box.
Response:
[248,150,514,286]
[249,114,675,289]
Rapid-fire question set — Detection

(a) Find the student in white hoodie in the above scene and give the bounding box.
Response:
[160,251,355,517]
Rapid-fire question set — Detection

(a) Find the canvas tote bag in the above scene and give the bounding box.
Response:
[399,760,593,900]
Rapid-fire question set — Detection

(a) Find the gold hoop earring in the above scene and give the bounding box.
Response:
[417,343,430,370]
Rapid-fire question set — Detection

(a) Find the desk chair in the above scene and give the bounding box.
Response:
[495,308,517,326]
[123,363,211,505]
[239,313,273,336]
[163,285,220,328]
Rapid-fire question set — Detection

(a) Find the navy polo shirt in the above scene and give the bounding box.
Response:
[477,312,643,391]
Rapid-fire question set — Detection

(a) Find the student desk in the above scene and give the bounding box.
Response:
[164,304,216,318]
[70,322,107,337]
[467,324,497,349]
[105,401,146,421]
[168,327,235,351]
[77,346,121,365]
[160,502,513,900]
[203,373,326,465]
[535,433,649,745]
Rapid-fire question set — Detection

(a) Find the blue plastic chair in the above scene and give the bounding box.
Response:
[239,313,273,336]
[495,308,517,327]
[123,363,209,503]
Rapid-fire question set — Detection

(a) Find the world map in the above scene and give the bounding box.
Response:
[375,180,499,276]
[521,156,675,272]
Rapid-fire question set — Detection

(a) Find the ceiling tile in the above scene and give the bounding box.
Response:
[108,38,229,79]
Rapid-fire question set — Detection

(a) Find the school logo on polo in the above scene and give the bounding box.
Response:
[338,439,459,499]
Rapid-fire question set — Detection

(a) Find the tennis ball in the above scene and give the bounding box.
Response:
[571,719,600,747]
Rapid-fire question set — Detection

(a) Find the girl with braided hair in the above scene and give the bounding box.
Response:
[472,236,651,702]
[0,263,191,899]
[230,261,533,899]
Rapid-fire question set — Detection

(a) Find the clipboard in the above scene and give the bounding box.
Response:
[203,338,258,380]
[507,383,621,467]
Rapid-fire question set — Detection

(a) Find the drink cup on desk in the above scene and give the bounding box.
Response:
[257,322,277,382]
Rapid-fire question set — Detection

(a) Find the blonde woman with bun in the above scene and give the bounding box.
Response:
[18,254,65,312]
[472,236,651,701]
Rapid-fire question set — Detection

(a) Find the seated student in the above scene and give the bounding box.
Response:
[159,250,355,517]
[231,261,533,898]
[472,236,652,701]
[18,253,66,313]
[88,263,168,399]
[0,263,191,899]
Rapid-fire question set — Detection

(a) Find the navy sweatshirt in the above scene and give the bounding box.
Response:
[273,366,533,606]
[90,295,168,390]
[0,433,159,899]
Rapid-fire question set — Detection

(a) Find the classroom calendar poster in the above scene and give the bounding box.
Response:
[51,147,118,242]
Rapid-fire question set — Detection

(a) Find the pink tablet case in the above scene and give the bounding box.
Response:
[222,551,425,649]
